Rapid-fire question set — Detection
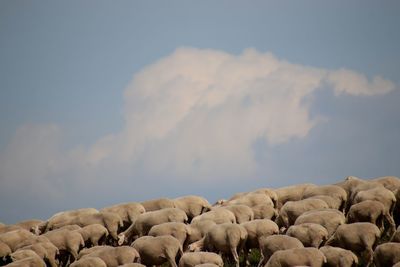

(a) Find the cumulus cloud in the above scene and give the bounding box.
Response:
[327,68,395,96]
[0,47,396,199]
[0,124,84,197]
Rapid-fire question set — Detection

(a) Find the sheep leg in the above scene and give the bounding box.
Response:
[373,254,381,267]
[108,228,119,242]
[47,257,58,267]
[231,247,240,267]
[384,213,396,237]
[57,251,68,267]
[242,246,249,266]
[98,232,108,245]
[257,252,266,267]
[68,248,78,264]
[167,256,178,267]
[325,234,335,246]
[364,247,373,267]
[376,213,385,234]
[340,199,346,213]
[90,237,97,246]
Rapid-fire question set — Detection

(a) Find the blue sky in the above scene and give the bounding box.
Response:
[1,1,399,223]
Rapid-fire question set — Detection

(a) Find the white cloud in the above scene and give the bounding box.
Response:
[327,68,395,96]
[0,124,84,197]
[0,47,396,198]
[85,47,326,179]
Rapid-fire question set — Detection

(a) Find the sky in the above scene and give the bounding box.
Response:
[0,1,400,224]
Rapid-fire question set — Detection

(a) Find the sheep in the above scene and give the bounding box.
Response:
[335,176,373,195]
[0,229,35,252]
[319,245,358,267]
[140,197,176,211]
[240,219,279,265]
[222,192,274,208]
[49,212,123,242]
[257,234,304,267]
[178,252,223,267]
[6,250,46,267]
[188,223,247,267]
[13,235,51,251]
[264,247,326,267]
[69,256,107,267]
[174,195,212,221]
[16,242,59,267]
[77,246,110,260]
[325,222,381,266]
[294,209,345,237]
[36,208,99,234]
[42,229,85,263]
[251,204,278,220]
[371,176,400,192]
[391,225,400,242]
[13,219,43,233]
[79,246,140,267]
[191,208,236,224]
[274,183,317,209]
[228,188,278,208]
[275,198,329,230]
[372,176,400,224]
[372,242,400,267]
[0,225,22,235]
[346,200,396,237]
[75,224,109,247]
[286,223,329,248]
[132,236,183,267]
[394,189,400,225]
[50,223,108,246]
[56,225,82,231]
[119,208,188,245]
[186,220,217,248]
[306,195,342,210]
[251,188,279,208]
[101,202,145,229]
[118,264,146,267]
[148,222,191,247]
[220,205,254,224]
[0,240,11,261]
[302,184,348,211]
[10,249,40,262]
[353,187,397,216]
[346,182,386,212]
[13,240,58,267]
